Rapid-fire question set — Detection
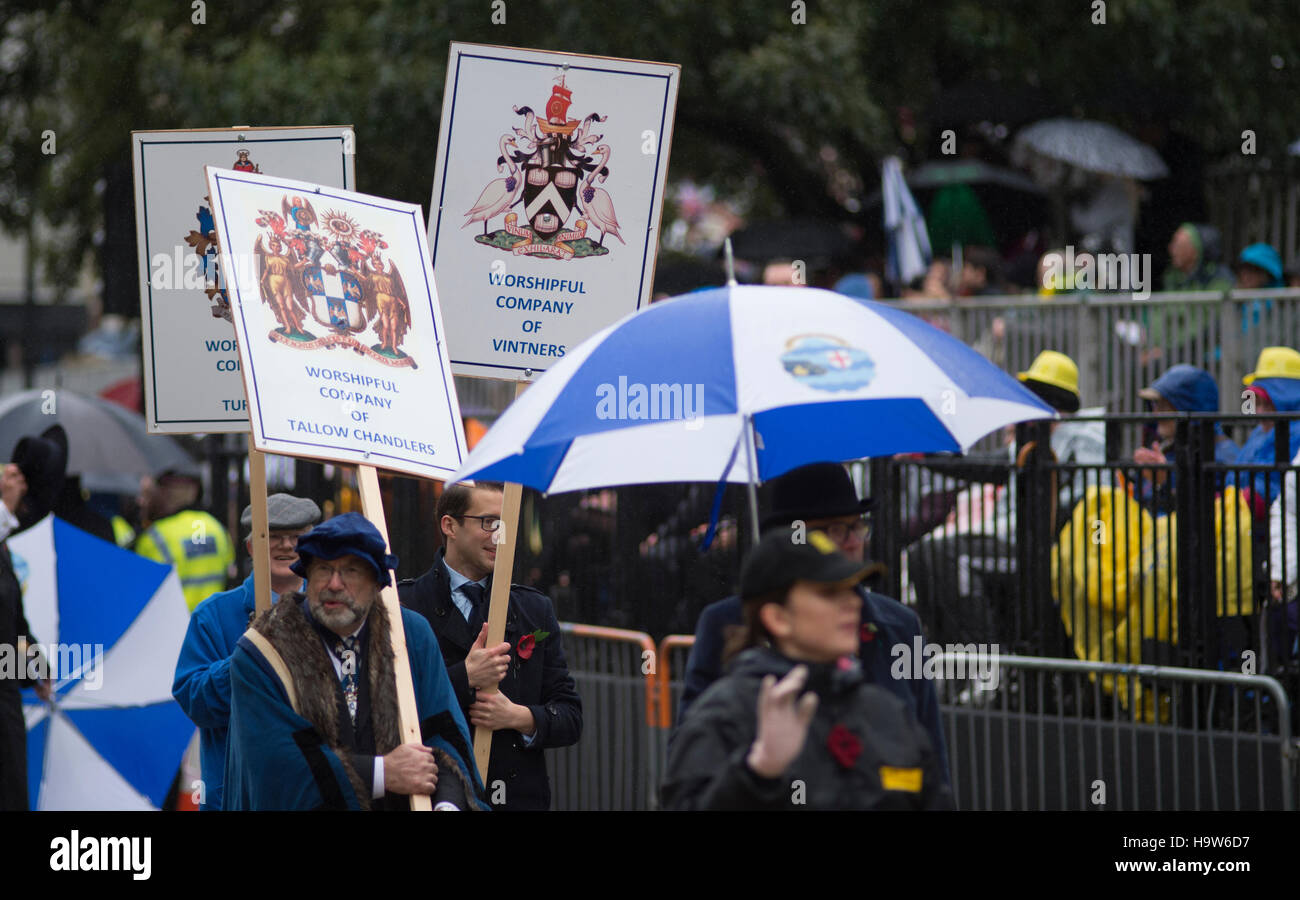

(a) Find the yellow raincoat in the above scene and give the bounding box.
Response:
[1052,483,1252,720]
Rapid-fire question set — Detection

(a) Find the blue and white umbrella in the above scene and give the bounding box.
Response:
[450,285,1053,500]
[11,516,194,810]
[882,156,932,288]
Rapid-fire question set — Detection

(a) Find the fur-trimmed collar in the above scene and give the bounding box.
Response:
[249,592,401,809]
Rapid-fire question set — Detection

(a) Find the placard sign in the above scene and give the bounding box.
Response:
[427,43,679,380]
[205,167,467,480]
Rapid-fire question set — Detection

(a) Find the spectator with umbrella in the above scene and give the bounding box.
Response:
[1012,117,1168,245]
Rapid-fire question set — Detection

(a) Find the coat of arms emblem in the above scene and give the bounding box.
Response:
[183,149,262,324]
[242,197,415,367]
[466,71,623,259]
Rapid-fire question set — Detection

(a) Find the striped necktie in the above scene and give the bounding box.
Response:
[335,634,359,723]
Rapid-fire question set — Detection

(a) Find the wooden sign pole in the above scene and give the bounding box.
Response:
[472,378,529,782]
[248,447,273,615]
[357,464,432,811]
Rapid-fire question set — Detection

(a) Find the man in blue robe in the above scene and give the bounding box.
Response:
[224,513,485,810]
[172,492,320,810]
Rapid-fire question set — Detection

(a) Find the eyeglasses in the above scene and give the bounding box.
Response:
[455,514,501,534]
[819,517,870,544]
[308,561,372,584]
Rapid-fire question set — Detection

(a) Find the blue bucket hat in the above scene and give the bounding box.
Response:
[1236,243,1284,286]
[290,511,399,587]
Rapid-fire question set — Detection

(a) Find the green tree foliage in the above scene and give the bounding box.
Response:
[1,0,1297,295]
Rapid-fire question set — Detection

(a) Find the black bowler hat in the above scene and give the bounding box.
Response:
[760,462,871,530]
[11,424,68,521]
[740,527,879,598]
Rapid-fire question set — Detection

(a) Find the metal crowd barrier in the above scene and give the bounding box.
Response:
[876,288,1300,420]
[858,415,1300,694]
[545,623,657,811]
[548,629,1297,811]
[545,627,701,811]
[937,653,1297,811]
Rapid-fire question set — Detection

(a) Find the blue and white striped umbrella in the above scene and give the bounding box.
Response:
[13,516,193,810]
[451,285,1053,493]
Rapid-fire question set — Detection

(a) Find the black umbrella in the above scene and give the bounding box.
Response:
[926,81,1056,132]
[725,219,857,265]
[0,390,197,494]
[652,255,728,296]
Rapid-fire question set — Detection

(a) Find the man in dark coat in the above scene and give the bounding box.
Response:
[678,462,949,785]
[0,428,62,810]
[399,481,582,810]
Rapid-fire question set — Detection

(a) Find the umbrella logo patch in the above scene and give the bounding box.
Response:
[781,335,875,392]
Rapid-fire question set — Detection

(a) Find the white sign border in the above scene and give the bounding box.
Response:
[205,165,469,480]
[427,42,680,382]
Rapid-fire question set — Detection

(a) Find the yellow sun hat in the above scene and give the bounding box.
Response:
[1017,351,1080,413]
[1018,351,1079,394]
[1242,346,1300,385]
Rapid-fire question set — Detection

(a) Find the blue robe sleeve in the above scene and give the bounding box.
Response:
[172,601,235,730]
[224,637,366,811]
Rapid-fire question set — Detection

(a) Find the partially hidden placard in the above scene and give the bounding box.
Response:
[133,126,355,433]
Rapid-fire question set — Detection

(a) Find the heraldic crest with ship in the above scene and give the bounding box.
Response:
[465,71,624,259]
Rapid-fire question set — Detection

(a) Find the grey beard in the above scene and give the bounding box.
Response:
[312,589,369,632]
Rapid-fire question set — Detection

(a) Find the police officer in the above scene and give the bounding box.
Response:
[134,467,234,612]
[663,528,952,810]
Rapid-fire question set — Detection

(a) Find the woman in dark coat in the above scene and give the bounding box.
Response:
[0,427,63,810]
[662,528,952,811]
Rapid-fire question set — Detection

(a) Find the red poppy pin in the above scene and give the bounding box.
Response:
[827,724,863,769]
[860,622,878,643]
[516,629,550,660]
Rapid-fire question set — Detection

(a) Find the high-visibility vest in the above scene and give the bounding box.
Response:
[135,510,234,612]
[111,516,136,548]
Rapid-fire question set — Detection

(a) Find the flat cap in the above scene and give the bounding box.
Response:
[241,493,322,535]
